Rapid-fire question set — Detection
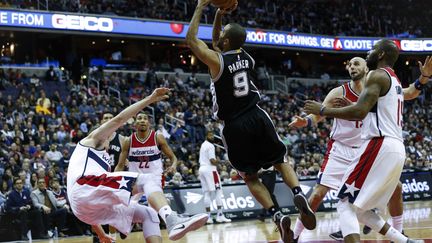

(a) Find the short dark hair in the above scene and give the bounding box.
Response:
[13,177,23,185]
[225,23,247,50]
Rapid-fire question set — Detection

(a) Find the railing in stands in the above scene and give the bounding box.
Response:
[108,87,121,101]
[88,78,100,95]
[164,114,186,130]
[164,114,226,150]
[37,0,48,10]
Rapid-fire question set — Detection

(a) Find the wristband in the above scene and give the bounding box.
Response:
[306,117,312,127]
[414,79,425,90]
[319,106,326,116]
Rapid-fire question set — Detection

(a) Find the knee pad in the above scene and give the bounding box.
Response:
[337,199,360,237]
[357,209,386,232]
[133,204,161,238]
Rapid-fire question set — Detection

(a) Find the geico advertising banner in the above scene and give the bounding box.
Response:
[164,171,431,219]
[1,10,432,52]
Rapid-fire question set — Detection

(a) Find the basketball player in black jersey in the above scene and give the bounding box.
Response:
[99,112,130,242]
[101,112,127,172]
[186,1,316,241]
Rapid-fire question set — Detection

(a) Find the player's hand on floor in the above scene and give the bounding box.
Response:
[98,233,115,243]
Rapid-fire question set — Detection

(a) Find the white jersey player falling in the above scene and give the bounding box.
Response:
[128,131,163,176]
[67,143,139,234]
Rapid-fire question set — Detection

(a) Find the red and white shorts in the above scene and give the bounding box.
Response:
[317,139,359,190]
[337,137,405,210]
[68,171,139,235]
[199,168,222,192]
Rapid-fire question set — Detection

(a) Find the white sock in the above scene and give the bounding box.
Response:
[391,215,403,232]
[158,205,173,223]
[385,226,408,243]
[293,218,305,239]
[387,217,393,226]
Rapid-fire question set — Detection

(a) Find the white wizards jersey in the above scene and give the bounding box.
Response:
[67,142,112,187]
[361,67,404,142]
[330,83,363,148]
[199,140,217,170]
[128,131,163,175]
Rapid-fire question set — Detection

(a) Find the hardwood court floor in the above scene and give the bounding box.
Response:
[27,201,432,243]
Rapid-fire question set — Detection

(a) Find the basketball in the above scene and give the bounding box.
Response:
[211,0,238,10]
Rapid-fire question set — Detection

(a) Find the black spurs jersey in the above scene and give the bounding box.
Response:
[108,132,122,171]
[210,48,260,121]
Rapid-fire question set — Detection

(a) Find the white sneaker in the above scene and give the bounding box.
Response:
[206,217,214,224]
[166,212,208,241]
[216,214,232,223]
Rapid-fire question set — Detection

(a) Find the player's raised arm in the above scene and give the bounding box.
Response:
[186,0,221,78]
[82,88,169,149]
[403,56,432,100]
[212,9,226,52]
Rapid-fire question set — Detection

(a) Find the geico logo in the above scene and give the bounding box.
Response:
[52,14,113,32]
[323,190,339,201]
[210,192,255,210]
[402,179,430,193]
[400,40,432,51]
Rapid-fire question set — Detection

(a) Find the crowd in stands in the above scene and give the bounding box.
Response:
[0,66,431,239]
[1,0,431,37]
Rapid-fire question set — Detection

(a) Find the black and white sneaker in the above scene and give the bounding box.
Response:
[363,224,372,235]
[329,230,343,241]
[166,212,208,241]
[273,212,293,243]
[293,194,316,230]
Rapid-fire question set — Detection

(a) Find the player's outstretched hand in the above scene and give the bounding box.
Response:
[288,115,308,128]
[149,87,170,103]
[304,100,323,115]
[98,233,115,243]
[418,56,432,83]
[218,1,238,14]
[332,97,352,108]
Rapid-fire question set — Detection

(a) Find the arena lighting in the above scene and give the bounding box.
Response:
[1,9,431,52]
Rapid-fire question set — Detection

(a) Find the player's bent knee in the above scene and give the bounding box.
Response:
[243,173,259,182]
[134,204,161,238]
